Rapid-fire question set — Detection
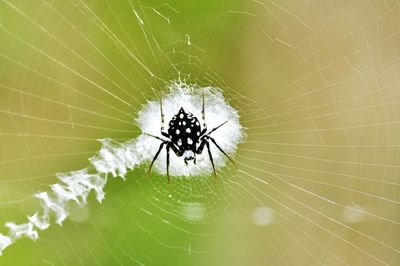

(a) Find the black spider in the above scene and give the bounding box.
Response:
[147,93,235,182]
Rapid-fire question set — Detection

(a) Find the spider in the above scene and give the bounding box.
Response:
[147,93,235,182]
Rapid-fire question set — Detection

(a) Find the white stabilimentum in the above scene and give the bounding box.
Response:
[137,81,244,176]
[0,81,245,255]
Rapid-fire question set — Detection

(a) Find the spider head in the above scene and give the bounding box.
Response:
[183,150,196,165]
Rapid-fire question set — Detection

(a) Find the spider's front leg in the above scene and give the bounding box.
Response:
[200,91,207,136]
[159,97,170,139]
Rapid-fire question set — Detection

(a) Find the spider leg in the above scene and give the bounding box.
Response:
[197,138,216,177]
[148,141,168,174]
[169,142,183,157]
[166,143,171,183]
[205,141,216,178]
[148,137,182,182]
[203,120,228,137]
[201,91,207,134]
[144,133,168,142]
[165,143,182,183]
[196,138,207,154]
[160,97,165,131]
[206,136,236,168]
[160,97,170,138]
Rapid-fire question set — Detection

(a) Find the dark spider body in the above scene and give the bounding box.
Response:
[168,108,201,155]
[147,94,235,182]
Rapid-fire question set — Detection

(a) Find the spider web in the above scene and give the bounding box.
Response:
[0,0,399,265]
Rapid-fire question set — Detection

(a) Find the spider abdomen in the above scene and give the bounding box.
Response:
[168,107,201,152]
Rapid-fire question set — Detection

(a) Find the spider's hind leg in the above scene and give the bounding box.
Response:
[200,91,207,135]
[166,143,171,183]
[159,97,169,138]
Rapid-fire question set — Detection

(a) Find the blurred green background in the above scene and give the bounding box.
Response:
[1,0,400,265]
